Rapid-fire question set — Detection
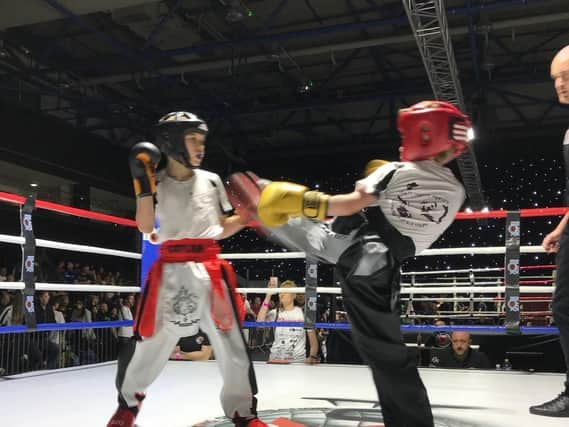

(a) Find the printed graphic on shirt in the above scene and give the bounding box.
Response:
[266,307,306,362]
[271,333,304,361]
[406,182,419,190]
[563,128,569,145]
[392,185,450,227]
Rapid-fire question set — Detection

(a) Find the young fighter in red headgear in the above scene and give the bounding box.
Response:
[107,112,266,427]
[254,101,471,427]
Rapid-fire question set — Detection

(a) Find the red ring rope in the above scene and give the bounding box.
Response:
[455,207,568,219]
[0,190,567,227]
[0,191,136,228]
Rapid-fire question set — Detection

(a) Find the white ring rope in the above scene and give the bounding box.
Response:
[420,246,544,255]
[402,267,504,276]
[0,282,25,290]
[404,313,511,318]
[224,246,546,258]
[472,275,549,280]
[401,286,555,294]
[0,233,141,259]
[235,286,341,294]
[401,281,503,287]
[35,283,141,293]
[0,282,140,293]
[220,251,306,259]
[234,286,555,294]
[234,285,554,294]
[35,239,141,260]
[413,275,551,281]
[0,231,548,260]
[0,234,25,245]
[0,281,553,298]
[401,297,550,302]
[0,231,554,301]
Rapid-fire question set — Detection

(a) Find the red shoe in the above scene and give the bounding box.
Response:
[134,392,146,409]
[106,408,136,427]
[238,418,268,427]
[107,393,146,427]
[248,419,269,427]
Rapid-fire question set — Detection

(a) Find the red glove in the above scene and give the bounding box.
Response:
[225,171,268,232]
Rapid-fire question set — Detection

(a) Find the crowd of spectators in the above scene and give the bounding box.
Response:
[0,255,555,376]
[0,258,135,286]
[0,283,136,374]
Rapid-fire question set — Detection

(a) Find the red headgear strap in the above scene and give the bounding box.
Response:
[397,101,472,162]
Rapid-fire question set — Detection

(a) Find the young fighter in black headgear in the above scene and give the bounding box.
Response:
[107,112,266,427]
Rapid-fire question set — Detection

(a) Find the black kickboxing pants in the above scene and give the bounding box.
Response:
[335,241,434,427]
[553,223,569,390]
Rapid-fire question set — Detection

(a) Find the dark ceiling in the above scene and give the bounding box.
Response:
[1,0,568,196]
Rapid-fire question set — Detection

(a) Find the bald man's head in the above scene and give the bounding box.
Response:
[451,331,471,359]
[551,45,569,104]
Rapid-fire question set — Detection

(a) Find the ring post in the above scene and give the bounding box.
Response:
[304,259,318,330]
[504,211,521,334]
[21,195,37,329]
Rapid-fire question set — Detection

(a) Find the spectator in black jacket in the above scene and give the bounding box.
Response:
[34,291,59,369]
[430,331,489,369]
[36,291,55,324]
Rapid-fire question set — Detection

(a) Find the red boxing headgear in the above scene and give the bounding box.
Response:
[397,101,472,162]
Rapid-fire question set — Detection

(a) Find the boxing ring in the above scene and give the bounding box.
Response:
[0,190,568,426]
[0,361,566,427]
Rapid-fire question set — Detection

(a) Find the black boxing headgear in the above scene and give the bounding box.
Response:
[155,111,208,168]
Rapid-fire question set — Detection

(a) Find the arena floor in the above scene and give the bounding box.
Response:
[0,361,566,427]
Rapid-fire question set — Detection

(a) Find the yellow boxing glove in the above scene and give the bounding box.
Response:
[363,159,389,177]
[257,182,329,227]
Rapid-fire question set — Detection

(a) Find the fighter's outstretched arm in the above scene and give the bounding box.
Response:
[327,189,377,217]
[258,182,378,227]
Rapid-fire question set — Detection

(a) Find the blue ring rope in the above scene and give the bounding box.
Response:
[0,320,132,334]
[0,321,560,335]
[245,321,560,335]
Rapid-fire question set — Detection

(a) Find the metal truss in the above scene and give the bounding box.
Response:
[403,0,464,107]
[403,0,485,211]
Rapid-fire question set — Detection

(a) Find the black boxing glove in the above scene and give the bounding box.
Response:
[129,142,161,198]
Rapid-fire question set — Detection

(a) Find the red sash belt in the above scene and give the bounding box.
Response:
[134,239,244,338]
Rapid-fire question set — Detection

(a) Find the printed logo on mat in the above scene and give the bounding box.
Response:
[192,398,490,427]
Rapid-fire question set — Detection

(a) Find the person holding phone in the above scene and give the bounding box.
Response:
[256,278,319,364]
